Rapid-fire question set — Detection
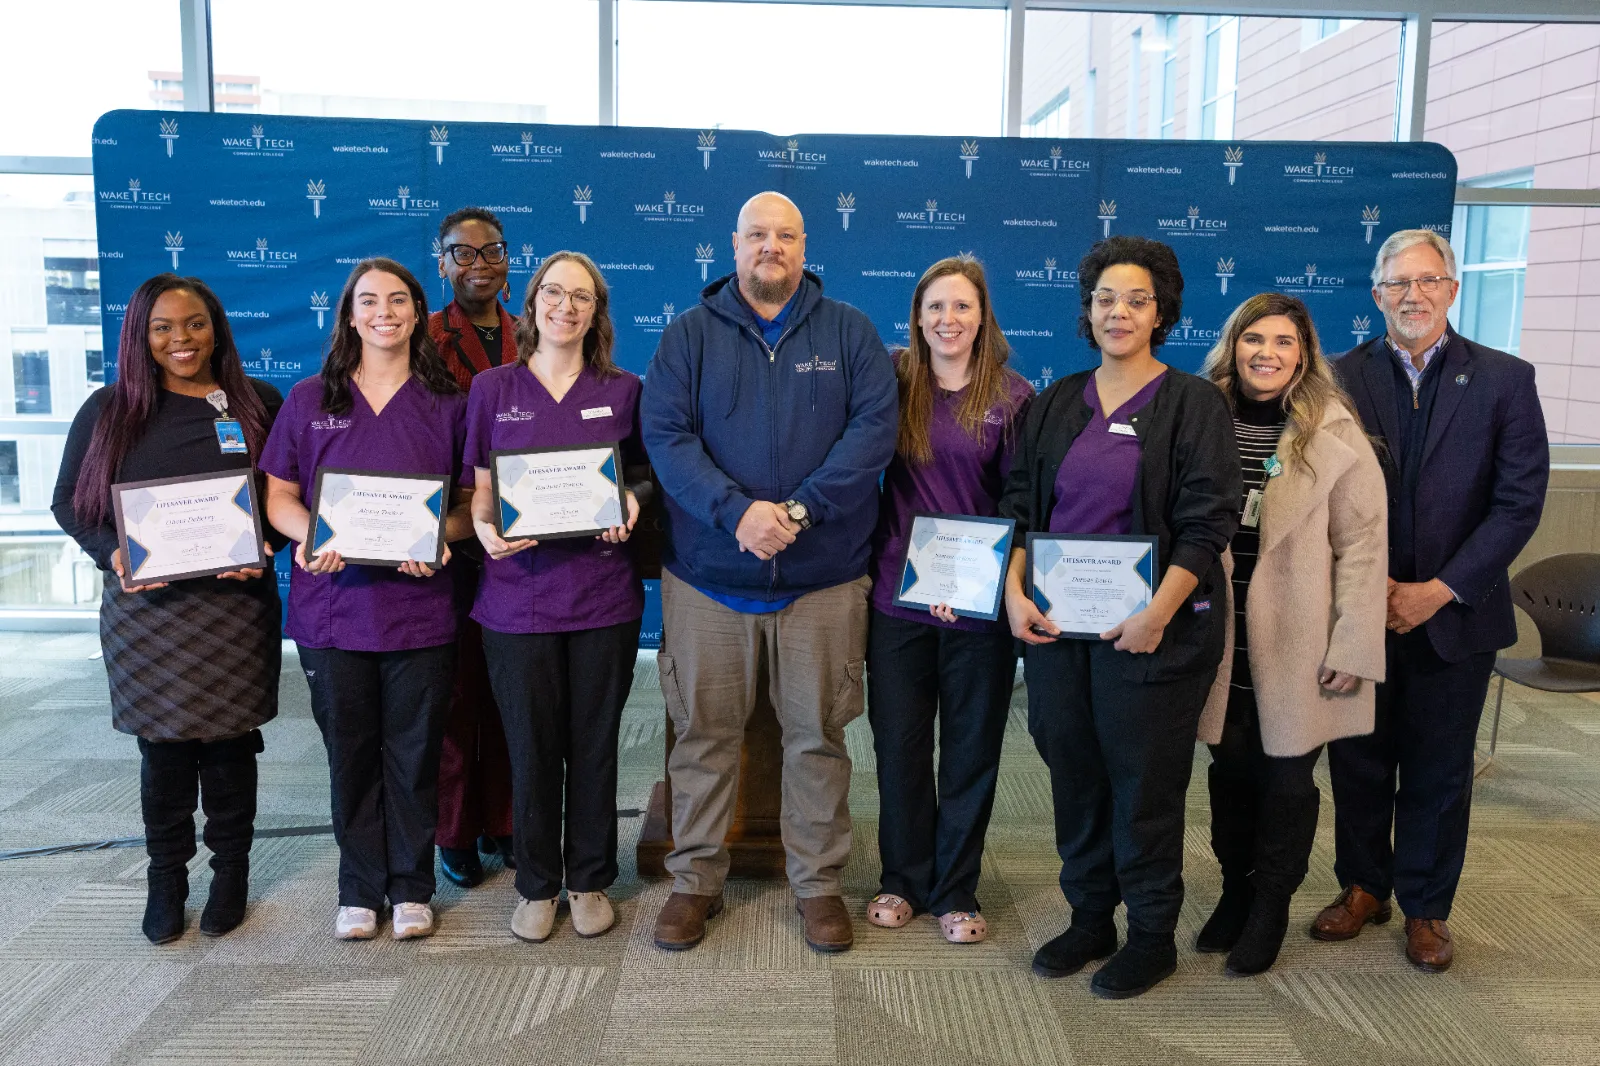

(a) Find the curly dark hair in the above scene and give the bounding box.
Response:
[437,206,503,242]
[1076,235,1184,350]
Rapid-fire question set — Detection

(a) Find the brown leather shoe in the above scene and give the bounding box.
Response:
[1405,918,1454,972]
[1310,885,1392,941]
[652,891,724,951]
[796,895,854,953]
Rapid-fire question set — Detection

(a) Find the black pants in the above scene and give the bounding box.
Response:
[1206,686,1321,900]
[1328,627,1495,920]
[1024,638,1212,939]
[866,609,1015,915]
[138,730,263,881]
[297,643,456,910]
[482,619,640,901]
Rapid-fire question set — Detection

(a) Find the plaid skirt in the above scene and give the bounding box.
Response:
[100,575,281,741]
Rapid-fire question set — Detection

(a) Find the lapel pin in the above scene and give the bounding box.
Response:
[1455,374,1468,385]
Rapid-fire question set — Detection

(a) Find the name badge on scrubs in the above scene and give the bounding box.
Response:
[581,406,613,420]
[214,419,247,454]
[1242,488,1264,528]
[1108,422,1137,437]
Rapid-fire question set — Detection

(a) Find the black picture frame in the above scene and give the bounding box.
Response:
[307,467,451,568]
[110,470,268,584]
[489,442,626,542]
[890,511,1016,622]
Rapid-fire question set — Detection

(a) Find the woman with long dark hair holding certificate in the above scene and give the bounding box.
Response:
[465,251,649,944]
[864,255,1031,945]
[998,236,1240,998]
[52,273,283,945]
[262,258,473,942]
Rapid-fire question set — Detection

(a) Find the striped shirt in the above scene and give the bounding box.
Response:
[1229,395,1288,691]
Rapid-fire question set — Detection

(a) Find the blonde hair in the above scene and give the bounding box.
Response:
[1201,292,1355,479]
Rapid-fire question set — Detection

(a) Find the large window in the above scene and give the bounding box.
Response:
[212,0,600,125]
[1159,14,1180,138]
[1200,16,1239,140]
[1451,174,1533,357]
[1026,90,1070,138]
[12,338,51,416]
[617,2,1005,135]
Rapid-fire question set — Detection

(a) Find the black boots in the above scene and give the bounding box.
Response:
[1091,933,1178,999]
[1031,914,1118,978]
[439,846,485,887]
[1226,892,1292,975]
[139,732,261,943]
[1196,877,1254,954]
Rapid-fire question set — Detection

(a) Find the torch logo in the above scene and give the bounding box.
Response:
[1038,366,1054,389]
[837,192,856,231]
[662,303,676,324]
[306,179,326,218]
[256,349,277,374]
[695,243,716,281]
[250,124,265,149]
[1304,263,1318,286]
[311,291,329,329]
[1352,315,1371,344]
[164,231,183,270]
[159,118,179,157]
[663,191,677,215]
[397,186,411,212]
[1216,257,1235,294]
[1361,205,1381,244]
[698,130,717,170]
[1314,152,1328,177]
[1098,200,1117,237]
[520,131,534,156]
[1049,146,1063,169]
[129,178,142,203]
[1187,205,1201,230]
[959,140,979,178]
[429,125,449,164]
[1224,146,1243,184]
[573,186,593,223]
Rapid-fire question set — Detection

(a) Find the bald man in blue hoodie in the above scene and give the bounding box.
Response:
[641,191,898,954]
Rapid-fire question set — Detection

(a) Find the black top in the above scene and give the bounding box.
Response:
[999,367,1243,684]
[52,378,287,572]
[473,322,505,366]
[1228,392,1287,691]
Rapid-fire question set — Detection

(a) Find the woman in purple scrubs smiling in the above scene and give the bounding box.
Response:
[262,258,474,943]
[464,251,651,945]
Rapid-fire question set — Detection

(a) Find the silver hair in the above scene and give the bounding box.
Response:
[1371,228,1457,286]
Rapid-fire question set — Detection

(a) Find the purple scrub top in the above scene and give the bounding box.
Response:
[871,371,1034,633]
[462,361,646,634]
[261,376,468,652]
[1048,369,1166,536]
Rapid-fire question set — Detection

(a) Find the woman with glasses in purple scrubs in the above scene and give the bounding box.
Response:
[263,258,475,943]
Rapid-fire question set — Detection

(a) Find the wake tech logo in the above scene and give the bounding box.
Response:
[896,199,965,231]
[1014,258,1077,290]
[227,237,298,270]
[221,124,295,157]
[367,185,441,218]
[100,178,171,211]
[491,133,562,163]
[634,191,705,223]
[1165,317,1222,347]
[1284,151,1354,185]
[633,303,677,335]
[758,138,827,171]
[1155,205,1227,238]
[1274,263,1348,294]
[1019,146,1090,178]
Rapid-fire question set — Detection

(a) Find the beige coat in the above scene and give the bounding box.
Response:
[1199,401,1388,757]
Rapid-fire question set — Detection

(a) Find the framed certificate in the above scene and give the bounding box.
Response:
[111,471,267,583]
[490,443,626,542]
[307,468,450,567]
[891,513,1015,622]
[1026,532,1160,639]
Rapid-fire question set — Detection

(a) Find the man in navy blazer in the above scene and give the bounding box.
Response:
[1314,229,1548,973]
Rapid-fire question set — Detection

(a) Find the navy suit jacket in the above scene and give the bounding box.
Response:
[1333,328,1548,663]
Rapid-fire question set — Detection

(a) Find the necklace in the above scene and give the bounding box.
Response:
[476,323,499,338]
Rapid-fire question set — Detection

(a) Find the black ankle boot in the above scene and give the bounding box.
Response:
[200,866,249,937]
[1090,935,1178,999]
[1031,917,1118,978]
[495,836,516,870]
[1226,893,1291,975]
[1196,878,1254,953]
[143,870,189,945]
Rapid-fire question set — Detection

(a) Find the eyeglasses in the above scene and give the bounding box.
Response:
[1376,275,1453,297]
[1090,289,1155,312]
[443,241,508,266]
[537,283,596,310]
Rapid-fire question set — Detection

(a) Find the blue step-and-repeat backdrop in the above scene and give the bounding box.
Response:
[90,110,1457,644]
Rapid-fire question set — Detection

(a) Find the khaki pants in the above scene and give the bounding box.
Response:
[658,569,869,897]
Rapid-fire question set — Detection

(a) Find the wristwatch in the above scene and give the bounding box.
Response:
[782,499,811,530]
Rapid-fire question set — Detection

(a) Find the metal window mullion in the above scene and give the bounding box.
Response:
[600,0,618,126]
[179,0,213,114]
[1394,10,1430,141]
[1004,0,1026,136]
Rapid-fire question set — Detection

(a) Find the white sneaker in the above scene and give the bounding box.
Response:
[335,906,378,940]
[511,897,558,943]
[392,902,435,940]
[568,891,616,938]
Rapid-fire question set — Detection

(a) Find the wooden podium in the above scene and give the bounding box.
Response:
[636,661,789,878]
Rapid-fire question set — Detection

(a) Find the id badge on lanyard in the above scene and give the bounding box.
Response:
[207,389,248,454]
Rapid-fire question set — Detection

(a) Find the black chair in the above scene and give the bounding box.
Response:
[1482,553,1600,768]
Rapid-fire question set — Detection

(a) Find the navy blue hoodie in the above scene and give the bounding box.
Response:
[641,270,897,602]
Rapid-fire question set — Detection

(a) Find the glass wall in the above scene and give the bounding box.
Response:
[616,2,1006,135]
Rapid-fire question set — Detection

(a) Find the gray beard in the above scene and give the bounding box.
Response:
[744,271,797,306]
[1387,305,1437,341]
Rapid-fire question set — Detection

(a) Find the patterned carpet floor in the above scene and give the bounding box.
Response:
[2,630,1598,1065]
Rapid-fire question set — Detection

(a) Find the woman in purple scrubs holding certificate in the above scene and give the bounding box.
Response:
[865,256,1032,945]
[464,252,650,945]
[262,258,473,943]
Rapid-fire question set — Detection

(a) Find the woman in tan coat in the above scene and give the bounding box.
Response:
[1196,292,1387,976]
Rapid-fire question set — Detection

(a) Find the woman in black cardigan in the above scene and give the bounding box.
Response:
[52,274,285,944]
[999,237,1240,998]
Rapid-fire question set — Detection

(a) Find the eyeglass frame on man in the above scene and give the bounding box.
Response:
[1375,275,1456,298]
[537,283,596,310]
[442,241,509,266]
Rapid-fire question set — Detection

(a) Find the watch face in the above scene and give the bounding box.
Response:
[788,502,807,520]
